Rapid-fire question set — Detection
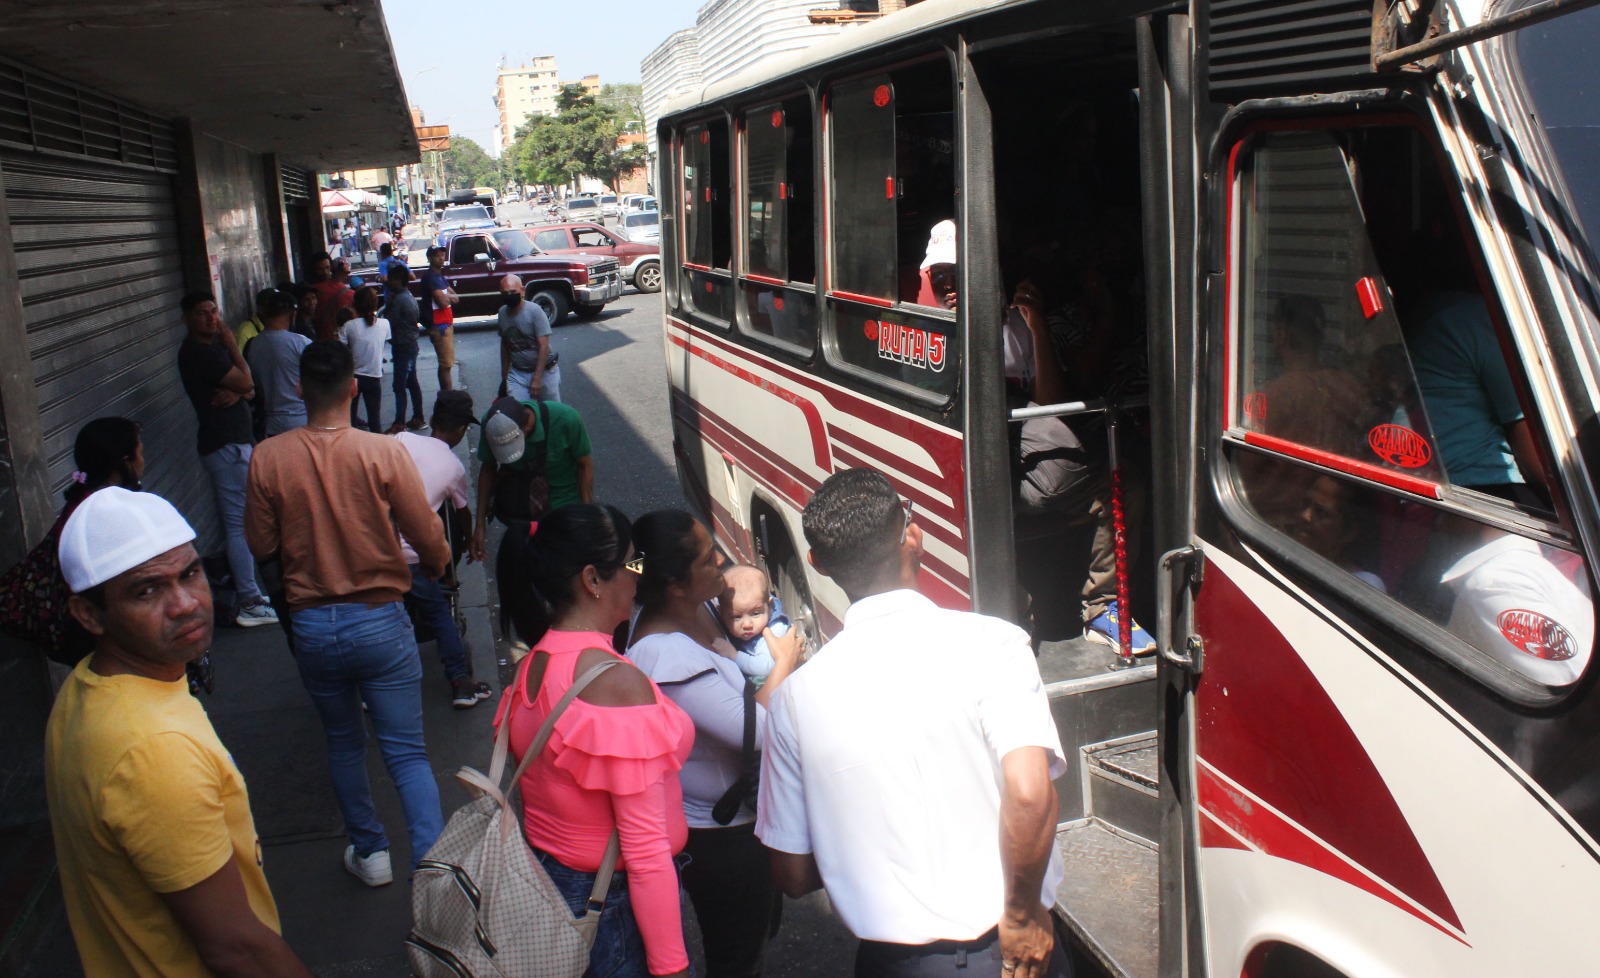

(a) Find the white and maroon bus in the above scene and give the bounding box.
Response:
[657,1,1600,974]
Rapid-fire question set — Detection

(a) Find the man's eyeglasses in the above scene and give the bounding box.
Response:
[901,499,914,544]
[624,552,646,575]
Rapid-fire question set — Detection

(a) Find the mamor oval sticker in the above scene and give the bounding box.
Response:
[1497,609,1578,661]
[873,85,891,107]
[771,110,783,128]
[863,319,879,341]
[1242,392,1268,423]
[1368,424,1432,468]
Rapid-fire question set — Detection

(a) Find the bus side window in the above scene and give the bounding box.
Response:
[1227,125,1595,691]
[828,61,954,306]
[741,96,817,352]
[682,119,734,324]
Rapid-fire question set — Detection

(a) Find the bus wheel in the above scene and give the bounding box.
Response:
[634,261,662,293]
[768,543,815,657]
[530,289,569,325]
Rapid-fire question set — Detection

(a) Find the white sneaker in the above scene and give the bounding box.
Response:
[343,845,393,887]
[236,599,279,628]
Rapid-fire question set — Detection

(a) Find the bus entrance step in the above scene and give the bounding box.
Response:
[1052,820,1157,978]
[1084,732,1160,845]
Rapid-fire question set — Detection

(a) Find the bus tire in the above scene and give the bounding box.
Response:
[530,289,569,325]
[634,261,662,293]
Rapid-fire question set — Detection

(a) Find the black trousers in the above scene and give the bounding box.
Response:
[855,926,1073,978]
[680,823,782,978]
[350,375,383,431]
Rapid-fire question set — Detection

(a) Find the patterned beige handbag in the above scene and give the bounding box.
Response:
[407,660,621,977]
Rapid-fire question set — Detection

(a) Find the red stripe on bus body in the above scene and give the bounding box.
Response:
[667,333,831,469]
[683,261,713,272]
[829,289,894,308]
[672,390,823,500]
[671,400,817,513]
[744,273,785,287]
[827,422,956,500]
[1197,765,1468,946]
[672,400,970,594]
[1239,432,1443,499]
[668,318,964,471]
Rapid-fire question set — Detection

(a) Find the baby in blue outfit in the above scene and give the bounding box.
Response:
[717,564,790,686]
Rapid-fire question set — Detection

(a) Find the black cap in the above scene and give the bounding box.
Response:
[432,390,479,429]
[255,287,296,318]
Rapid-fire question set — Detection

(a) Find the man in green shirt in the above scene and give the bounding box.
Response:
[470,396,594,561]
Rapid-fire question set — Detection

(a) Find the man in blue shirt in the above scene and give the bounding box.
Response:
[1407,291,1547,503]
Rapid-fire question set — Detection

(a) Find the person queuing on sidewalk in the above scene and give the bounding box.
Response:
[244,340,450,886]
[395,390,490,708]
[469,396,594,563]
[383,263,426,433]
[496,273,561,403]
[628,510,801,977]
[291,285,319,341]
[0,418,143,667]
[244,288,311,438]
[45,487,311,978]
[340,286,390,433]
[494,505,694,978]
[419,246,459,390]
[312,255,356,341]
[756,468,1071,978]
[175,291,278,628]
[234,286,280,354]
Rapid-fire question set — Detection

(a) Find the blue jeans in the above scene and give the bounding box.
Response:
[392,348,423,425]
[408,564,469,680]
[290,601,443,866]
[534,847,658,978]
[199,443,261,604]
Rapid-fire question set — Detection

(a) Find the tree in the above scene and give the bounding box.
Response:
[436,136,505,192]
[599,82,645,134]
[508,84,648,194]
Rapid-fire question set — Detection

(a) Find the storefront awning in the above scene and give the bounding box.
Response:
[0,0,418,171]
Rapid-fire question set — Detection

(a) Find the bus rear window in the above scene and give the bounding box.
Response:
[828,60,954,306]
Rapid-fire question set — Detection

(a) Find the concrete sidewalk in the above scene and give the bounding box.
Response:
[206,551,497,977]
[204,428,499,976]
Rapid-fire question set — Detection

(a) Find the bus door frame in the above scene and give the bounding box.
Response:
[1140,9,1205,978]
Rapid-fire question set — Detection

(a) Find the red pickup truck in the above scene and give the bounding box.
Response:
[424,227,624,323]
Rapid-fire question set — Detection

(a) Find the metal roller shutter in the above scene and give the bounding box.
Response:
[3,151,219,550]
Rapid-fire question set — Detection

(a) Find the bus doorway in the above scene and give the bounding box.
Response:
[970,24,1163,978]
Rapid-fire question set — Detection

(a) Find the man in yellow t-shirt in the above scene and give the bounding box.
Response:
[45,487,309,978]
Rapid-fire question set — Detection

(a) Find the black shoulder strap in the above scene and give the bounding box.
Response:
[535,399,551,466]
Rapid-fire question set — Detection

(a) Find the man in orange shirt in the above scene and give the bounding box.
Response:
[245,340,451,885]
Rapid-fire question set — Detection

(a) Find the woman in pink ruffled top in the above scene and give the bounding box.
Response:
[494,504,695,978]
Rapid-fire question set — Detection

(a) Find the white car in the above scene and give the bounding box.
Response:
[597,194,620,218]
[620,209,660,245]
[559,197,601,221]
[627,195,658,213]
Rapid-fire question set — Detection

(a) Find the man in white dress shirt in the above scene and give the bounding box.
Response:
[755,468,1070,978]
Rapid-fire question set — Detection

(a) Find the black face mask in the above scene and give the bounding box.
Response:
[501,292,521,306]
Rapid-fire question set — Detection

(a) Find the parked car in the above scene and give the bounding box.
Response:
[626,195,658,213]
[558,197,601,221]
[436,204,497,238]
[529,221,661,294]
[423,227,624,322]
[504,192,522,203]
[597,194,620,218]
[619,209,661,246]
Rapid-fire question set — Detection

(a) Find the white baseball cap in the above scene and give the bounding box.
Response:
[484,397,531,466]
[58,487,197,593]
[920,219,957,269]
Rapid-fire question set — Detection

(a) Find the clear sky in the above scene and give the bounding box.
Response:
[383,0,703,156]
